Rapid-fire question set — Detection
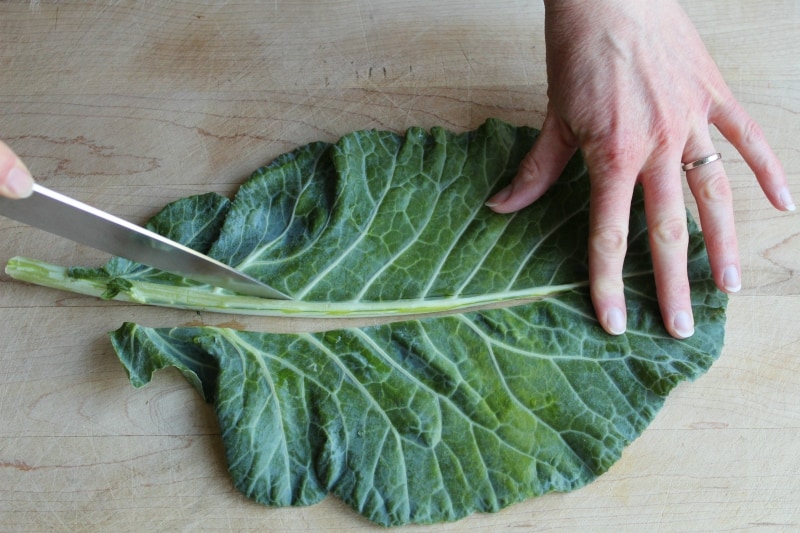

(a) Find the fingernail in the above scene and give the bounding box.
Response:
[5,166,34,198]
[485,185,512,207]
[722,265,741,293]
[779,187,796,212]
[606,307,626,335]
[673,311,695,339]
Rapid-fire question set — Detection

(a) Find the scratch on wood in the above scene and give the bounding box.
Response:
[1,459,37,471]
[355,2,372,59]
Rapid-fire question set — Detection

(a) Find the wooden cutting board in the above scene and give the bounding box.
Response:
[1,1,798,530]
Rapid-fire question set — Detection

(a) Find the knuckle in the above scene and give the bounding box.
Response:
[590,226,629,257]
[650,117,681,152]
[694,172,732,204]
[586,135,639,176]
[590,276,625,299]
[740,117,765,146]
[600,144,636,173]
[651,216,689,248]
[517,154,543,182]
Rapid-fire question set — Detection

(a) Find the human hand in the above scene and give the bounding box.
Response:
[487,0,794,339]
[0,140,34,199]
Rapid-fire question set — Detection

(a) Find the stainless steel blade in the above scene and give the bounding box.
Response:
[0,183,290,300]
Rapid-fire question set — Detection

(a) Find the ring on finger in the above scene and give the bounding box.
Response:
[682,153,722,172]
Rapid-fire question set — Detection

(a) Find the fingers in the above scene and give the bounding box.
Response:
[486,111,577,213]
[683,135,741,295]
[587,145,698,339]
[583,150,637,337]
[490,91,790,340]
[643,154,694,339]
[714,98,795,212]
[584,139,642,335]
[0,141,34,199]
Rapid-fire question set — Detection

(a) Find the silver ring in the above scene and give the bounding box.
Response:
[682,153,722,172]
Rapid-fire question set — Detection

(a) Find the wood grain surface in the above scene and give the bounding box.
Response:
[1,1,798,531]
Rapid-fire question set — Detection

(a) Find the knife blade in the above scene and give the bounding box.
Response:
[0,183,290,300]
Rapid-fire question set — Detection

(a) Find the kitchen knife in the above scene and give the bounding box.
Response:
[0,183,290,300]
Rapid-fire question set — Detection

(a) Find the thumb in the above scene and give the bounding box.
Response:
[0,141,34,199]
[486,111,577,213]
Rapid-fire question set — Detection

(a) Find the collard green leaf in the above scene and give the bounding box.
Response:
[5,119,727,525]
[8,119,590,316]
[209,121,565,302]
[111,265,724,525]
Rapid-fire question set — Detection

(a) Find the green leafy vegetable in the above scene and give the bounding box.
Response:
[5,119,727,526]
[7,120,588,316]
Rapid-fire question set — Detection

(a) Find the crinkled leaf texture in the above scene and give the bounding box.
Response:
[8,119,592,314]
[7,120,727,526]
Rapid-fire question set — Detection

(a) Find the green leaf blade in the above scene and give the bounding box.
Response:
[11,119,728,525]
[109,264,724,525]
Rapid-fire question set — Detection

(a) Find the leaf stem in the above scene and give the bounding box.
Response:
[5,256,587,318]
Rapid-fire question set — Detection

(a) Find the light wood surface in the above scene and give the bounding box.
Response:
[1,1,798,530]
